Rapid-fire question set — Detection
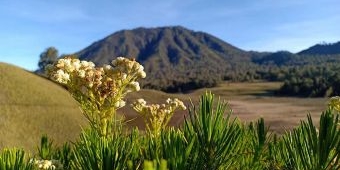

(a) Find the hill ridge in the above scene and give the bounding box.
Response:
[298,41,340,55]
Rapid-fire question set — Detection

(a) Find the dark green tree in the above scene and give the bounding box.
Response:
[38,47,58,74]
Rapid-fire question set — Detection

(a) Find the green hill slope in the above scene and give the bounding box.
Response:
[0,62,87,151]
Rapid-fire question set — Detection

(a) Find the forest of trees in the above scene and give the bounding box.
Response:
[249,54,340,97]
[275,62,340,97]
[38,46,340,97]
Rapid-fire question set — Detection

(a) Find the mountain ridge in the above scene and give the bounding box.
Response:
[74,26,340,92]
[77,26,250,64]
[77,26,253,92]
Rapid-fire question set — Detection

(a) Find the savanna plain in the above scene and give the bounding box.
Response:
[124,81,327,134]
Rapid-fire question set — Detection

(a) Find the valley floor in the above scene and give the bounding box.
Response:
[124,82,328,134]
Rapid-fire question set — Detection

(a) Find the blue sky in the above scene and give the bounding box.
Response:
[0,0,339,71]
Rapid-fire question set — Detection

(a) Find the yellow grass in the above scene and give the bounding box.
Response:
[0,62,88,151]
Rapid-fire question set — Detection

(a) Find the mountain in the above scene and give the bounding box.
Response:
[252,51,297,66]
[298,41,340,55]
[77,26,252,92]
[0,62,87,151]
[74,26,340,94]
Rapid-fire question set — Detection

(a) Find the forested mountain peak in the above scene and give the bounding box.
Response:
[77,26,249,65]
[71,26,340,94]
[76,26,251,92]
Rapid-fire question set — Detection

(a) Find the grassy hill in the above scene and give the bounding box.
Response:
[0,62,88,151]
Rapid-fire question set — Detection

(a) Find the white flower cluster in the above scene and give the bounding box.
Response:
[132,98,186,136]
[46,57,146,109]
[47,57,146,136]
[30,159,63,170]
[166,98,187,110]
[329,96,340,112]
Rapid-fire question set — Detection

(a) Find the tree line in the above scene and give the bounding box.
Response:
[37,47,340,96]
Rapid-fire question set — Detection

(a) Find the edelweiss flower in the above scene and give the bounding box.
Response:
[137,98,147,105]
[329,96,340,112]
[129,82,140,91]
[103,64,112,72]
[31,159,63,170]
[47,56,146,136]
[132,98,186,137]
[114,100,126,108]
[77,70,86,78]
[54,70,70,84]
[72,59,81,70]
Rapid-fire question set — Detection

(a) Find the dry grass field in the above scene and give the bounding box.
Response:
[0,62,329,151]
[124,81,328,134]
[192,82,328,133]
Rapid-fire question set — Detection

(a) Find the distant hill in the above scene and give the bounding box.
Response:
[298,41,340,55]
[77,26,252,92]
[0,62,87,151]
[252,51,297,66]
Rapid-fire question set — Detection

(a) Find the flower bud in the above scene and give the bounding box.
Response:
[114,100,126,108]
[55,70,70,84]
[121,73,127,80]
[130,82,140,91]
[103,64,112,71]
[78,70,86,78]
[119,100,126,108]
[137,98,146,105]
[138,71,146,78]
[80,61,89,68]
[72,59,81,70]
[88,62,95,68]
